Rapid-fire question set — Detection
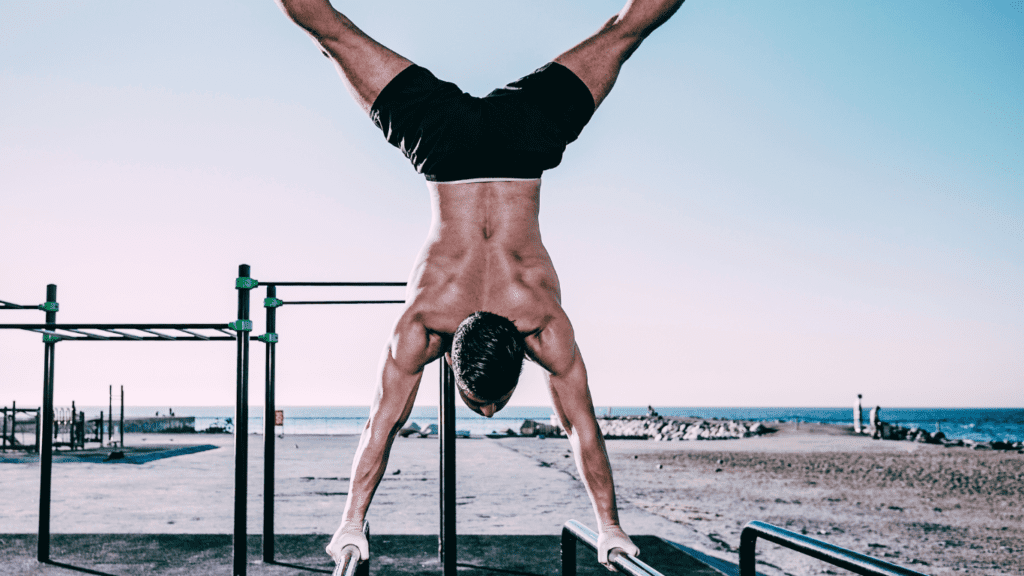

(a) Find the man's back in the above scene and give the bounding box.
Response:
[406,180,562,336]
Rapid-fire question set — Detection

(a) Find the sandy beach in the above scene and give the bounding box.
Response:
[2,425,1021,576]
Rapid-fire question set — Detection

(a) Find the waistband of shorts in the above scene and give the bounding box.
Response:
[427,177,542,185]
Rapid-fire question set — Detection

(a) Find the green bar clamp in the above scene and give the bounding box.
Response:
[264,297,284,308]
[43,334,62,343]
[228,320,253,332]
[257,333,279,343]
[38,301,59,312]
[236,277,259,290]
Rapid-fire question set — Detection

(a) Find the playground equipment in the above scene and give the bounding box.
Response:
[1,403,40,453]
[739,521,926,576]
[52,403,85,451]
[254,279,404,567]
[0,275,243,572]
[1,265,930,576]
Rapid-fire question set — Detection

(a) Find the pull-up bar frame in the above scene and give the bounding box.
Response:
[1,266,461,576]
[253,279,429,570]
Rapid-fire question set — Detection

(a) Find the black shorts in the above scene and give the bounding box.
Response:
[369,62,596,182]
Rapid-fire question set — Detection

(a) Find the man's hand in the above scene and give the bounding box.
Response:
[597,526,640,571]
[326,521,369,563]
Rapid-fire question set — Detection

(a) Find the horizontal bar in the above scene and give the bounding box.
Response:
[0,300,40,310]
[178,328,211,340]
[18,327,232,342]
[739,521,927,576]
[332,546,361,576]
[139,328,176,340]
[282,300,405,305]
[100,328,143,340]
[261,282,406,287]
[0,323,231,330]
[62,328,110,340]
[562,520,661,576]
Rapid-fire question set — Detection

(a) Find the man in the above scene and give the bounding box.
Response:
[275,0,684,569]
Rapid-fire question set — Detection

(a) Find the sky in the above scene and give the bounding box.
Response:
[1,0,1021,410]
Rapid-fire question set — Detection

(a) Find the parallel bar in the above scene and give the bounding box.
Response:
[739,521,926,576]
[280,300,405,305]
[259,282,406,287]
[0,323,232,329]
[101,328,143,340]
[561,520,661,576]
[139,328,177,340]
[63,328,109,340]
[263,284,277,563]
[37,284,57,563]
[0,300,39,309]
[178,328,211,340]
[332,522,371,576]
[439,360,456,576]
[234,264,252,576]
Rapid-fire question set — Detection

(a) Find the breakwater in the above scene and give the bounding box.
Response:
[526,415,770,441]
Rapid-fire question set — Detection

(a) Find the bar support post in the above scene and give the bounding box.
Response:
[439,359,456,576]
[37,283,57,563]
[263,284,277,563]
[234,265,252,576]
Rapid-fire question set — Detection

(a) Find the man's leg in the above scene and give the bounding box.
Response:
[277,0,413,115]
[553,0,684,109]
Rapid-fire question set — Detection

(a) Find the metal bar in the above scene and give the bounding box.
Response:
[26,328,84,340]
[439,359,456,576]
[263,284,276,563]
[259,282,406,287]
[139,328,176,340]
[739,521,927,576]
[561,520,661,576]
[0,300,39,309]
[63,328,109,340]
[279,300,405,305]
[332,522,370,576]
[37,283,57,563]
[120,385,124,448]
[102,328,143,340]
[561,524,577,576]
[177,328,211,340]
[0,323,233,329]
[234,264,252,576]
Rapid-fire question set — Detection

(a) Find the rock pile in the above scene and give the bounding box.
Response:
[528,415,771,441]
[872,423,1024,451]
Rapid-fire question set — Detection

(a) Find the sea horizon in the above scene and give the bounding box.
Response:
[64,405,1024,443]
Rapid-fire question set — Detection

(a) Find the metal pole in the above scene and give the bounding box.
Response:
[38,283,57,562]
[263,284,276,563]
[108,385,112,445]
[438,359,456,576]
[234,264,252,576]
[120,385,124,447]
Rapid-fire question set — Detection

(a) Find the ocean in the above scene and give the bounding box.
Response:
[80,406,1024,443]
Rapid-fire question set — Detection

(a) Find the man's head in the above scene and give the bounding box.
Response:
[450,311,525,417]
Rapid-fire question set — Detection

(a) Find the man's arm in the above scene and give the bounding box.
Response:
[528,319,639,570]
[326,317,443,562]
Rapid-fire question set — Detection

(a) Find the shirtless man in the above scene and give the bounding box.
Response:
[275,0,684,569]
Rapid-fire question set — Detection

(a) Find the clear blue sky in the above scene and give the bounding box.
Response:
[1,1,1021,409]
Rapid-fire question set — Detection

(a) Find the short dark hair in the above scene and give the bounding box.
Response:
[451,311,526,402]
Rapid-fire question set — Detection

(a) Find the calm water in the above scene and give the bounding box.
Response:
[79,406,1024,443]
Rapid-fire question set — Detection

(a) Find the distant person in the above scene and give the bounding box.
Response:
[870,406,881,439]
[275,0,685,569]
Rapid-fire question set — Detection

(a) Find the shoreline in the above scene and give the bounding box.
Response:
[2,427,1021,575]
